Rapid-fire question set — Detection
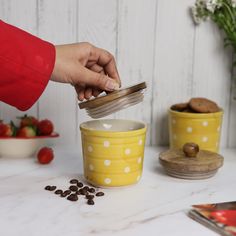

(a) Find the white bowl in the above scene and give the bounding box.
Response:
[0,133,59,158]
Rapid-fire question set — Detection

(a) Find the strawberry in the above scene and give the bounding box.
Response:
[37,147,54,164]
[17,126,36,137]
[0,121,16,137]
[18,114,38,128]
[0,123,7,136]
[37,119,54,135]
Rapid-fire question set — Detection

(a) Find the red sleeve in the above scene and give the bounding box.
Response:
[0,20,55,111]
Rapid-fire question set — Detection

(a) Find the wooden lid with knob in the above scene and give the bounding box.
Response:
[159,143,224,179]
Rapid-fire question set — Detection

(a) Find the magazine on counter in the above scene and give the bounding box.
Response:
[189,201,236,236]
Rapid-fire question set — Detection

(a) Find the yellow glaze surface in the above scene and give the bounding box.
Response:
[168,109,223,153]
[80,119,146,187]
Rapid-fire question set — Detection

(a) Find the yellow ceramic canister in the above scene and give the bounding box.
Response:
[80,119,147,187]
[168,109,223,153]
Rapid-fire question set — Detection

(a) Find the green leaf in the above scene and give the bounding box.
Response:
[16,114,28,120]
[10,121,18,137]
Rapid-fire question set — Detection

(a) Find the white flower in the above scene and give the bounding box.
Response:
[195,0,222,12]
[196,0,206,7]
[206,0,222,13]
[231,0,236,8]
[191,7,202,24]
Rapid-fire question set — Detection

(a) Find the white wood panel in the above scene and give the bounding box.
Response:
[152,0,196,145]
[77,0,118,145]
[193,22,232,149]
[0,0,38,124]
[115,0,157,145]
[0,0,235,147]
[37,0,77,144]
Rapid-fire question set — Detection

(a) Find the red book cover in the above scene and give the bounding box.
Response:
[189,201,236,236]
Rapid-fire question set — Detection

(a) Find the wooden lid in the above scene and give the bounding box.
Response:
[159,144,224,179]
[78,82,147,109]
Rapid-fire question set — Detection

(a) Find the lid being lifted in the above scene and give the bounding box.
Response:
[159,143,224,180]
[78,82,147,119]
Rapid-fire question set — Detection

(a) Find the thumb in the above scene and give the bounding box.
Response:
[79,66,120,91]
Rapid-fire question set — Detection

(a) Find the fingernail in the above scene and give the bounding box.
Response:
[106,80,120,91]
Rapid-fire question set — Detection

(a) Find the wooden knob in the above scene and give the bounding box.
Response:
[183,143,199,158]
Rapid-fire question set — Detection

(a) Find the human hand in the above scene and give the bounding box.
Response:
[51,42,121,101]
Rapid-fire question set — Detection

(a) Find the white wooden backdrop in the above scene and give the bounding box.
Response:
[0,0,236,148]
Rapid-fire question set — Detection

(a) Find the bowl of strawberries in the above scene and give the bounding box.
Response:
[0,115,59,158]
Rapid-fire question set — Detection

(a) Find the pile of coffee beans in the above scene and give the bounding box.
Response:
[44,179,105,205]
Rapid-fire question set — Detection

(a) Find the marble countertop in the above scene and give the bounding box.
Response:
[0,146,235,236]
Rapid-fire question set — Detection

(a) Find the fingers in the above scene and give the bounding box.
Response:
[74,84,102,101]
[92,88,102,97]
[89,46,121,86]
[84,87,93,100]
[87,63,105,74]
[71,43,121,100]
[74,85,85,101]
[75,87,102,101]
[86,64,104,98]
[79,66,120,91]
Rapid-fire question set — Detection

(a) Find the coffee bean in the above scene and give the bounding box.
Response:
[45,185,51,191]
[50,186,57,191]
[70,179,78,184]
[77,182,83,188]
[83,186,89,191]
[87,199,95,205]
[44,181,105,206]
[96,192,105,197]
[80,189,88,195]
[79,189,84,194]
[86,195,94,200]
[55,189,63,195]
[60,192,68,198]
[69,185,78,192]
[64,190,71,195]
[88,188,95,193]
[67,194,78,202]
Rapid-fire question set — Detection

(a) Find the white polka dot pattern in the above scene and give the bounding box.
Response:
[104,178,111,184]
[89,164,94,171]
[186,127,193,133]
[137,157,142,164]
[81,127,146,187]
[104,160,111,166]
[124,166,130,173]
[125,148,131,155]
[103,141,110,147]
[202,136,208,142]
[168,110,222,153]
[88,146,93,152]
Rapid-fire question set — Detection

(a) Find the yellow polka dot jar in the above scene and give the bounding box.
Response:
[80,119,146,187]
[168,109,223,153]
